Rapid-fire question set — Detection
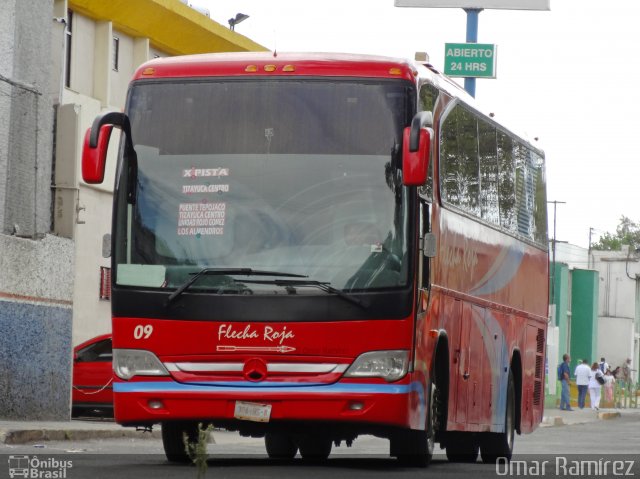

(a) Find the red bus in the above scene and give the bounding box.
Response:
[82,52,548,465]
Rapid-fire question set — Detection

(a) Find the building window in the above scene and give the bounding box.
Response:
[112,36,120,71]
[100,267,111,300]
[64,9,73,88]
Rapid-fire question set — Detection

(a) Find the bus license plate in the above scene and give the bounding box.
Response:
[234,401,272,422]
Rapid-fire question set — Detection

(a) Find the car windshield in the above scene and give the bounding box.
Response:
[114,78,413,293]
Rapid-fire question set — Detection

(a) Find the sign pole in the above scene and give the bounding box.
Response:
[464,8,482,97]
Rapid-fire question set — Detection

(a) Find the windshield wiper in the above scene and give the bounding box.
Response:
[242,279,368,309]
[166,268,307,305]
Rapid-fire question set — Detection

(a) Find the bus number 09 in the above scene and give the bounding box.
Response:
[134,325,153,339]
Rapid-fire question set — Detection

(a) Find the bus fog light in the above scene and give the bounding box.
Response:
[148,400,164,410]
[344,350,409,382]
[349,402,364,411]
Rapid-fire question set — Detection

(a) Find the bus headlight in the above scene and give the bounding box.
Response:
[344,350,409,382]
[113,349,170,380]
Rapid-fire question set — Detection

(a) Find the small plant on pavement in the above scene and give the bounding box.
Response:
[184,423,215,479]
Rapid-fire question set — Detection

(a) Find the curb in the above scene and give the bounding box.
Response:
[598,411,621,420]
[542,416,565,427]
[542,410,621,427]
[1,428,161,445]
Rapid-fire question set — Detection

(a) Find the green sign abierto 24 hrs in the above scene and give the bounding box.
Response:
[444,43,497,78]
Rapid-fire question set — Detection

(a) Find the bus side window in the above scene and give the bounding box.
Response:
[418,83,439,201]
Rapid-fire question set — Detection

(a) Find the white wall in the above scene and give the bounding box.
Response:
[70,13,96,97]
[546,325,559,395]
[592,247,640,381]
[594,255,637,320]
[554,243,588,270]
[598,316,635,373]
[57,88,115,345]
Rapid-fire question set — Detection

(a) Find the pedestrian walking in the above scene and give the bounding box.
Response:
[599,357,609,373]
[558,353,573,411]
[588,362,604,411]
[603,369,615,405]
[620,358,631,388]
[574,359,591,409]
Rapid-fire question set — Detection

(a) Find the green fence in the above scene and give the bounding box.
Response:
[613,380,639,409]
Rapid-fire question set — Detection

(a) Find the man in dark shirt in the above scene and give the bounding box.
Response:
[558,353,573,411]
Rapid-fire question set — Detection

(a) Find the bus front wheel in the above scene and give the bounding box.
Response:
[480,370,515,463]
[391,375,437,467]
[265,432,298,459]
[161,421,198,463]
[445,432,479,463]
[296,435,332,462]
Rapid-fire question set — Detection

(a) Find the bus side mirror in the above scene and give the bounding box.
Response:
[402,111,433,186]
[82,124,113,184]
[82,111,132,185]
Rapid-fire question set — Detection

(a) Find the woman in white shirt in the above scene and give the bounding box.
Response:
[588,362,604,410]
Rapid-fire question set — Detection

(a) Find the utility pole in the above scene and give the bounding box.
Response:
[547,200,566,306]
[588,227,595,269]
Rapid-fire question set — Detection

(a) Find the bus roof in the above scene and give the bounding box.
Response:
[132,52,419,82]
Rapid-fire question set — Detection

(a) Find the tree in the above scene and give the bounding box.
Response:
[591,216,640,251]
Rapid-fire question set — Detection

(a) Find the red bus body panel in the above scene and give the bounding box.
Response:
[113,317,428,430]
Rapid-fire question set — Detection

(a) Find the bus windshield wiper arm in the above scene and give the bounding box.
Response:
[243,279,368,309]
[166,268,308,305]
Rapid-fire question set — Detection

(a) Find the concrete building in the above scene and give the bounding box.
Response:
[0,0,74,420]
[591,246,639,382]
[546,242,639,406]
[52,0,265,349]
[0,0,264,420]
[546,244,595,405]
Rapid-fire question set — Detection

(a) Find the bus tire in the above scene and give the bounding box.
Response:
[296,435,332,462]
[161,421,198,463]
[445,432,479,463]
[265,432,298,459]
[480,369,515,463]
[393,374,437,467]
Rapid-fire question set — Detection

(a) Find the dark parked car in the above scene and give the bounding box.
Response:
[72,333,114,418]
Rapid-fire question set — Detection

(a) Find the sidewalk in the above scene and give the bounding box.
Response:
[0,418,160,445]
[541,406,640,427]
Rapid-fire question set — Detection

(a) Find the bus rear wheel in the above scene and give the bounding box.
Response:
[161,421,198,463]
[481,370,515,463]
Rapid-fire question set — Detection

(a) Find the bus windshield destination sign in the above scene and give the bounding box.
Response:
[444,43,497,78]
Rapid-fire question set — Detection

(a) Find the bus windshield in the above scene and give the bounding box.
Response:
[114,79,414,294]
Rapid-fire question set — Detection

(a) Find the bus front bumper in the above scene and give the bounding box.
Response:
[113,380,425,429]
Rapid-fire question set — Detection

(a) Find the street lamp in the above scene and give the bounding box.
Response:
[228,13,249,31]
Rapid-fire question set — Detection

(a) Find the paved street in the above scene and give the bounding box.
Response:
[1,408,639,478]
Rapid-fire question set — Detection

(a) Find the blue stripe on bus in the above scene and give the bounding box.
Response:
[114,381,418,395]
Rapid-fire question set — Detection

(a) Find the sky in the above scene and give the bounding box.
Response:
[196,0,640,248]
